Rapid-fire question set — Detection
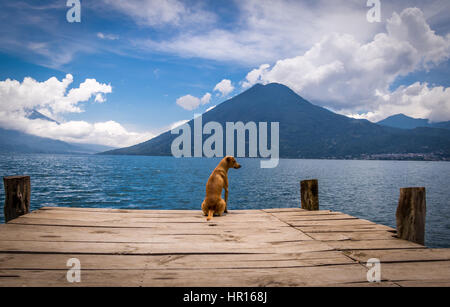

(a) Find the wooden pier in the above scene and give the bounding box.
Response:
[1,206,450,287]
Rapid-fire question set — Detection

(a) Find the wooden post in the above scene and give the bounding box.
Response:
[3,176,30,223]
[396,187,426,245]
[300,179,319,211]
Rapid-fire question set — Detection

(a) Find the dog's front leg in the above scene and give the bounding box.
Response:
[224,188,228,213]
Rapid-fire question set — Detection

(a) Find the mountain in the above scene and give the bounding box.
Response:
[377,114,430,129]
[0,127,116,154]
[377,113,450,130]
[101,83,450,160]
[0,127,83,154]
[0,108,116,154]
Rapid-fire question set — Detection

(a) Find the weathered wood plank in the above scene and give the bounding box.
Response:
[8,216,291,229]
[294,224,395,233]
[325,239,425,251]
[275,214,359,222]
[140,265,371,287]
[0,264,371,287]
[0,239,334,255]
[0,224,313,243]
[343,248,450,263]
[22,210,277,224]
[288,219,378,227]
[307,231,397,241]
[0,251,355,270]
[380,261,450,283]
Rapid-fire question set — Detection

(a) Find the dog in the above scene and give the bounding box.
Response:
[202,156,241,221]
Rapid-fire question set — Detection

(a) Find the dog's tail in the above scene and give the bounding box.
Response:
[206,209,214,221]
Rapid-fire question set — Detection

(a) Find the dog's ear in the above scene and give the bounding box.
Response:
[226,156,232,163]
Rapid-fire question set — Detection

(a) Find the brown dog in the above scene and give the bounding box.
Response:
[202,156,241,221]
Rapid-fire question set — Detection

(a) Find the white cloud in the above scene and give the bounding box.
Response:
[344,82,450,123]
[94,93,106,103]
[242,64,271,89]
[97,32,119,41]
[214,79,234,97]
[241,7,450,121]
[0,75,154,147]
[136,0,450,65]
[102,0,215,27]
[176,92,212,111]
[201,92,211,105]
[176,94,201,111]
[0,74,112,116]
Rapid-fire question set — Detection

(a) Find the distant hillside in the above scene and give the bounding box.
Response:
[101,83,450,160]
[0,108,117,154]
[0,128,115,155]
[0,127,85,154]
[377,114,450,130]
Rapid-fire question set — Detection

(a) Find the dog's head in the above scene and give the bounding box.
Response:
[226,156,241,169]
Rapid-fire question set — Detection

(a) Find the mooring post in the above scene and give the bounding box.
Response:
[3,176,30,223]
[396,187,426,245]
[300,179,319,211]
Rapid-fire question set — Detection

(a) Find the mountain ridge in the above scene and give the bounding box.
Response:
[377,113,450,130]
[101,83,450,160]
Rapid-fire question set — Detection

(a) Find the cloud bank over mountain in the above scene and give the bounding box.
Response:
[241,8,450,122]
[0,75,154,147]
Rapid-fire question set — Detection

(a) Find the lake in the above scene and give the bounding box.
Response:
[0,153,449,248]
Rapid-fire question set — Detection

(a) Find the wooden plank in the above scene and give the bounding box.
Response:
[0,239,334,255]
[0,263,370,287]
[307,231,397,241]
[0,269,143,287]
[0,251,355,270]
[325,239,425,251]
[288,219,377,227]
[380,261,450,283]
[267,210,336,215]
[343,248,450,263]
[22,210,277,224]
[8,216,292,229]
[295,224,395,233]
[140,265,371,287]
[0,224,313,243]
[275,214,359,222]
[40,207,266,215]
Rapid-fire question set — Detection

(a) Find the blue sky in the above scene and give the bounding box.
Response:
[0,0,449,147]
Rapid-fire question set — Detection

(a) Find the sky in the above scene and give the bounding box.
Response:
[0,0,449,147]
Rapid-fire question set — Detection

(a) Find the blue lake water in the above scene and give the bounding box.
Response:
[0,153,449,248]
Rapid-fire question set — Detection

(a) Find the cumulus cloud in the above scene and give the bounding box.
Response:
[344,82,450,123]
[0,75,154,147]
[214,79,234,97]
[136,1,450,65]
[200,92,211,105]
[0,74,112,117]
[176,92,211,111]
[241,7,450,121]
[176,94,201,111]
